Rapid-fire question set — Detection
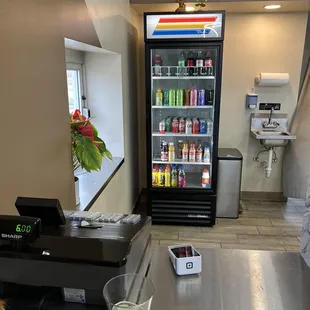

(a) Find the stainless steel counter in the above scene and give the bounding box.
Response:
[149,246,310,310]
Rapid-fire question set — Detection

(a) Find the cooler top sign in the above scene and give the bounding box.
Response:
[145,13,224,40]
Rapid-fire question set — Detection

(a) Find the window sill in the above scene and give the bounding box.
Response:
[74,157,124,211]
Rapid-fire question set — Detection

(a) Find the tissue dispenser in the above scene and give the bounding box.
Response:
[246,93,258,109]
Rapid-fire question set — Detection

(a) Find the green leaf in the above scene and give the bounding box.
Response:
[92,124,99,138]
[75,136,103,172]
[71,121,87,128]
[104,149,113,161]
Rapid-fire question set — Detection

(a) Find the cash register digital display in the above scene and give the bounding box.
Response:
[0,197,152,309]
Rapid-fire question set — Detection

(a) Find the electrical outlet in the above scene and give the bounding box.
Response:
[259,103,281,111]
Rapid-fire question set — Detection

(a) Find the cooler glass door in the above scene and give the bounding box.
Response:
[150,46,219,190]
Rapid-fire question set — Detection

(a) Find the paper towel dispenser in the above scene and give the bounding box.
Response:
[255,73,290,87]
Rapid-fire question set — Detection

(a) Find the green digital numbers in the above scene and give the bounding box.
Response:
[16,224,32,233]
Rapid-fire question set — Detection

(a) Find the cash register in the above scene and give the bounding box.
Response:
[0,197,152,309]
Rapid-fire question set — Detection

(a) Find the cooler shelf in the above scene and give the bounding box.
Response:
[152,76,215,80]
[152,106,213,109]
[152,132,212,137]
[152,155,211,166]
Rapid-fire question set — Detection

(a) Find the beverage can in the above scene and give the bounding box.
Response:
[185,118,192,134]
[200,119,207,134]
[160,141,168,161]
[178,117,185,134]
[156,89,163,106]
[165,117,172,132]
[176,89,183,106]
[207,118,213,135]
[192,118,200,134]
[198,89,206,106]
[159,119,165,134]
[184,89,190,106]
[190,89,197,106]
[177,140,183,159]
[206,88,214,105]
[168,142,175,162]
[172,118,179,133]
[163,91,169,106]
[169,89,176,106]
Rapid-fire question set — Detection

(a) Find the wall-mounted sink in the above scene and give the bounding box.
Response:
[250,114,296,147]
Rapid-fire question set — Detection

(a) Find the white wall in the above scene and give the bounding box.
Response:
[220,12,307,192]
[85,52,124,157]
[65,48,85,64]
[85,0,140,213]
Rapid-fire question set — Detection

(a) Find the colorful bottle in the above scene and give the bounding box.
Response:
[196,51,204,76]
[178,51,186,67]
[171,165,178,187]
[186,51,195,76]
[198,89,206,106]
[189,143,196,162]
[172,118,179,133]
[202,168,210,188]
[163,91,169,106]
[168,89,176,106]
[160,141,168,161]
[176,89,184,106]
[165,165,171,187]
[182,143,189,162]
[165,117,172,132]
[177,140,183,159]
[158,166,165,187]
[152,165,158,186]
[190,89,197,106]
[156,89,163,106]
[178,165,186,188]
[206,86,214,105]
[159,119,165,134]
[203,145,210,163]
[154,54,162,76]
[204,51,213,76]
[178,117,185,134]
[196,143,203,162]
[168,142,175,162]
[184,89,190,106]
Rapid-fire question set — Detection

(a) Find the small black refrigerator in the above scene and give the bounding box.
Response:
[144,11,225,226]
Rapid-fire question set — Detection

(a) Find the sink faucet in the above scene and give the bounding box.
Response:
[262,108,279,129]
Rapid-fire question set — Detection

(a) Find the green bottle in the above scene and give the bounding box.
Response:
[171,164,178,187]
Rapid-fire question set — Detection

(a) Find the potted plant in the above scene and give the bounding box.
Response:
[71,109,112,205]
[195,0,206,11]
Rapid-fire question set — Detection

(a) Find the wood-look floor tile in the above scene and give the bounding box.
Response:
[257,226,302,237]
[246,204,298,212]
[285,245,300,252]
[151,231,178,240]
[151,239,160,245]
[217,218,272,226]
[240,210,284,219]
[179,231,238,243]
[237,235,300,246]
[271,219,303,228]
[282,212,304,219]
[240,200,248,211]
[298,237,301,242]
[151,225,200,232]
[221,243,285,251]
[159,239,221,249]
[201,225,259,235]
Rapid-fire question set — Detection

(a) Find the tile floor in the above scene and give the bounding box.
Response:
[151,198,306,252]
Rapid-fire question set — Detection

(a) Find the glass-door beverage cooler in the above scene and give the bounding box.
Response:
[144,12,225,226]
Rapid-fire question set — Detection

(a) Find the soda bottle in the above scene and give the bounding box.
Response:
[171,164,178,187]
[204,51,213,76]
[182,142,188,162]
[178,51,186,67]
[168,142,175,162]
[165,165,171,187]
[169,89,176,106]
[165,117,172,132]
[163,91,169,106]
[196,51,204,76]
[160,141,168,161]
[178,165,186,188]
[203,145,211,163]
[172,118,179,133]
[159,119,165,134]
[154,54,162,76]
[202,168,210,188]
[185,118,192,134]
[196,142,203,162]
[178,51,186,76]
[156,89,163,106]
[177,140,183,159]
[152,165,158,186]
[178,117,185,134]
[206,86,214,105]
[186,51,195,76]
[189,143,196,162]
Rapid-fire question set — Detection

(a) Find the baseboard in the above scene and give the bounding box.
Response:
[241,191,287,202]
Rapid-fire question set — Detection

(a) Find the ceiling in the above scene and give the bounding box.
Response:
[131,0,310,14]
